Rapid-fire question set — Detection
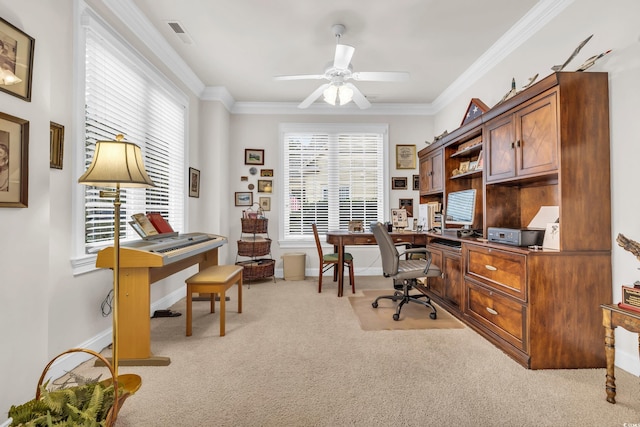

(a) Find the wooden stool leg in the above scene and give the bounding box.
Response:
[186,285,193,337]
[219,289,226,336]
[238,276,243,313]
[210,292,216,313]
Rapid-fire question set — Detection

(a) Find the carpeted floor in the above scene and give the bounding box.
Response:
[64,276,640,427]
[349,290,465,331]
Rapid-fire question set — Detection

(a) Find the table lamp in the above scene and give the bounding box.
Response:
[78,134,155,377]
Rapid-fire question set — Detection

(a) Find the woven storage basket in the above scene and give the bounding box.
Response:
[236,258,275,281]
[237,238,271,256]
[28,348,141,427]
[241,218,268,234]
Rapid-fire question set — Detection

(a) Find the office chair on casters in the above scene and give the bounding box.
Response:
[312,223,356,295]
[371,222,441,321]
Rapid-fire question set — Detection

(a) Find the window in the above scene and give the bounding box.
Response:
[280,124,388,242]
[79,9,186,256]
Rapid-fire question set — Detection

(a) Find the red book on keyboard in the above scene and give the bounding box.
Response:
[146,212,174,234]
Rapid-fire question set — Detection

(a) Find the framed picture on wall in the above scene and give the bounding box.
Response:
[0,17,35,101]
[391,176,407,190]
[49,122,64,169]
[235,191,253,206]
[189,167,200,198]
[245,149,264,165]
[0,112,29,208]
[259,196,271,211]
[395,144,416,169]
[257,179,272,193]
[412,174,420,191]
[399,198,414,217]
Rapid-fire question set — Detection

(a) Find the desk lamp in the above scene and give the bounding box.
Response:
[78,134,155,378]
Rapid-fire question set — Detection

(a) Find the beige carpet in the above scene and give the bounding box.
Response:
[349,290,465,331]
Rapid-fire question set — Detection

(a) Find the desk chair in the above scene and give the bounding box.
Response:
[312,223,355,295]
[371,222,441,321]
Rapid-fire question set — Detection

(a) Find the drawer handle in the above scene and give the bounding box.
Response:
[484,265,498,271]
[486,307,499,316]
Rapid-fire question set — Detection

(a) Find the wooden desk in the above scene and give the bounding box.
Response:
[600,303,640,403]
[325,230,427,297]
[96,235,226,365]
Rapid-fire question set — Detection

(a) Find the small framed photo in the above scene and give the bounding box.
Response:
[49,122,64,169]
[396,144,416,169]
[259,196,271,211]
[468,160,479,171]
[260,169,273,177]
[391,176,407,190]
[459,160,470,173]
[235,191,253,206]
[399,198,414,217]
[412,174,420,191]
[0,112,29,208]
[0,17,35,101]
[245,148,264,165]
[188,167,200,198]
[257,179,272,193]
[391,208,408,229]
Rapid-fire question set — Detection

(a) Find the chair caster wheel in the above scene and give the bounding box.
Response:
[372,302,378,308]
[430,312,437,320]
[393,313,400,321]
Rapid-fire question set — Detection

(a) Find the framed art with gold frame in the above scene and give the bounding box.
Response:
[49,122,64,169]
[0,17,35,101]
[395,144,416,169]
[0,112,29,208]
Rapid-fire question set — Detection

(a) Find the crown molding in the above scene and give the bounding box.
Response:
[104,0,572,116]
[102,0,205,97]
[431,0,574,112]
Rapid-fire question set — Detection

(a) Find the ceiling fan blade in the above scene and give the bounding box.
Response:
[298,83,330,109]
[333,44,355,69]
[345,83,371,109]
[351,71,410,82]
[274,74,326,81]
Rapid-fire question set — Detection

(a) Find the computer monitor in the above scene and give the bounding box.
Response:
[445,189,477,229]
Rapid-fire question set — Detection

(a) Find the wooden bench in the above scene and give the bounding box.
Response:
[185,265,243,337]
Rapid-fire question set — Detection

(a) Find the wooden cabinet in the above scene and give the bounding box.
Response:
[485,91,559,183]
[419,147,443,194]
[417,72,612,369]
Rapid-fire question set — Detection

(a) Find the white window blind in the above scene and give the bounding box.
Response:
[82,19,185,252]
[282,124,385,240]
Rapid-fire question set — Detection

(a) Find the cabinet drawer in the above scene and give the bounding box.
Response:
[466,280,526,351]
[465,245,526,300]
[351,235,377,245]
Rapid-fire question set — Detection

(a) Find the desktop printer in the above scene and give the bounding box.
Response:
[487,227,544,247]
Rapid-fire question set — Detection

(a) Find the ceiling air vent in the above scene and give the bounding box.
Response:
[166,21,193,44]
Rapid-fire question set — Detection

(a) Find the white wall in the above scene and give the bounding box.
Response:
[1,0,639,421]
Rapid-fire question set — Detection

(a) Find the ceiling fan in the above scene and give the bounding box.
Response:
[274,24,410,109]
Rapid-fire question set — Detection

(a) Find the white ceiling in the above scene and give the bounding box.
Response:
[127,0,550,108]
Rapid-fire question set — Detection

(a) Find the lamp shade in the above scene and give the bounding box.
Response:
[78,135,155,188]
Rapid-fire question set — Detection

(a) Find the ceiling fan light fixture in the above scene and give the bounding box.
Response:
[323,84,338,105]
[323,83,353,106]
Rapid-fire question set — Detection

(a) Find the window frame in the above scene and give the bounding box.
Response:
[71,4,189,274]
[278,123,389,248]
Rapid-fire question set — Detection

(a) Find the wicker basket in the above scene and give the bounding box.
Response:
[237,238,271,257]
[241,218,268,234]
[28,348,141,426]
[236,258,275,281]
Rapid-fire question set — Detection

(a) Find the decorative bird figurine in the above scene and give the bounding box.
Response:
[617,233,640,262]
[551,34,593,71]
[498,78,517,104]
[576,49,612,71]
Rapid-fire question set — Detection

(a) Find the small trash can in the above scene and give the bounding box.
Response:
[282,253,306,280]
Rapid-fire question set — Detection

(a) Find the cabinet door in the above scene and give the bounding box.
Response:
[420,148,443,194]
[426,247,444,297]
[443,252,462,308]
[515,92,559,177]
[485,115,516,183]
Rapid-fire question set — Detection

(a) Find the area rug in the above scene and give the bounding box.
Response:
[349,290,465,331]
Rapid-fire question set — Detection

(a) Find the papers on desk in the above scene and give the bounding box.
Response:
[528,206,560,250]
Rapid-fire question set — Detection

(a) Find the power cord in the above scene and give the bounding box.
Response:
[101,289,113,317]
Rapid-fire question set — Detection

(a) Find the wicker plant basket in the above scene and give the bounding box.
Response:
[237,238,272,257]
[236,258,275,281]
[241,218,268,234]
[17,348,141,427]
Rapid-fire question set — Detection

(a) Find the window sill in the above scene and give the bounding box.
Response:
[71,254,99,276]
